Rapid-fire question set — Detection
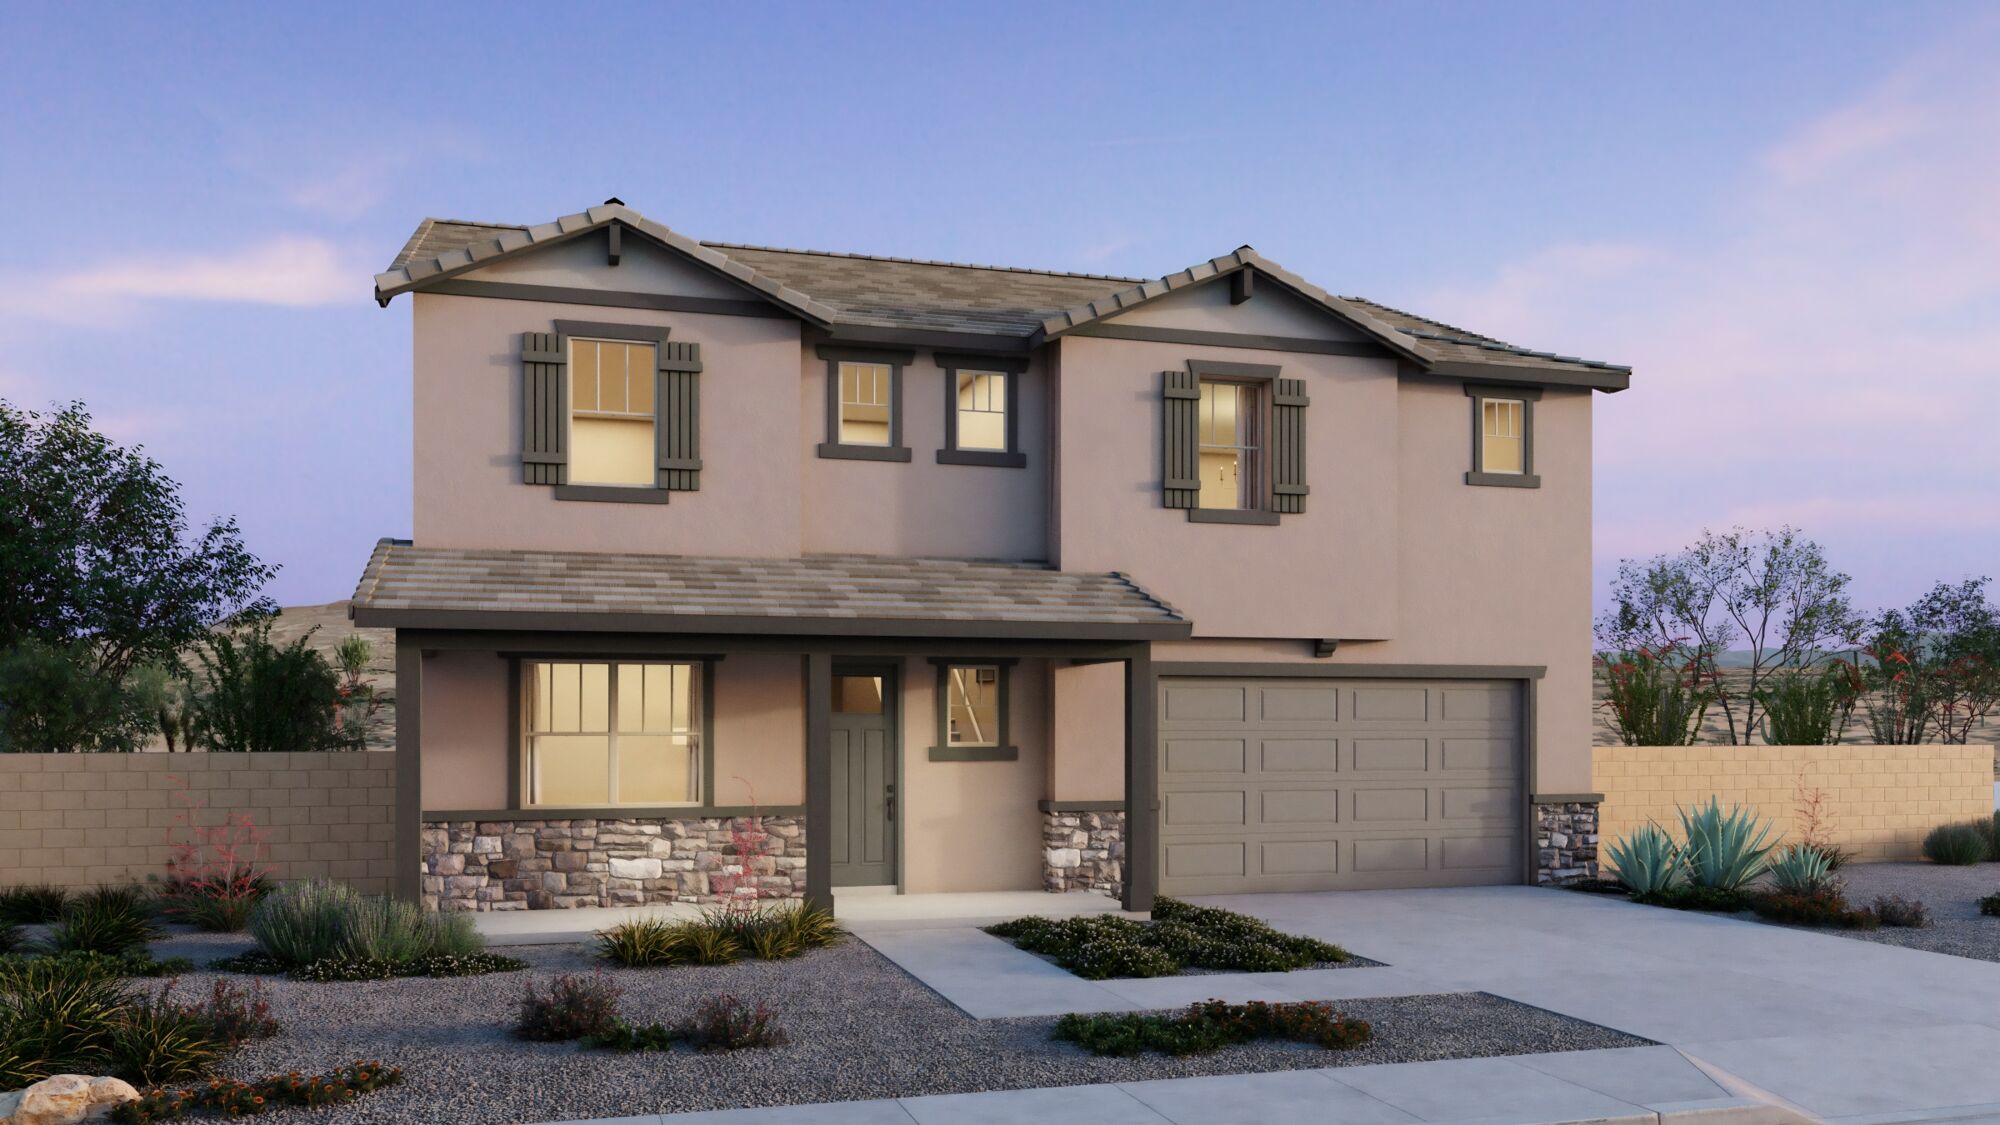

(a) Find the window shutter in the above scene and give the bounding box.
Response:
[1272,377,1309,514]
[656,341,703,491]
[1162,369,1200,509]
[521,332,567,485]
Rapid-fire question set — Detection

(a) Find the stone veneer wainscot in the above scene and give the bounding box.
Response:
[422,815,805,911]
[1042,808,1124,896]
[1533,798,1601,886]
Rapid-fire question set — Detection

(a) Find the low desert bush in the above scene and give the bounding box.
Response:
[0,922,20,956]
[1633,884,1750,913]
[111,1061,404,1123]
[595,903,837,968]
[1979,893,2000,917]
[107,997,226,1085]
[1055,999,1371,1057]
[154,978,280,1049]
[0,948,246,1090]
[986,900,1349,981]
[47,887,161,955]
[154,866,271,934]
[1749,891,1879,929]
[515,972,622,1042]
[245,878,506,978]
[1923,821,1992,866]
[1869,894,1931,928]
[0,884,70,924]
[591,994,789,1053]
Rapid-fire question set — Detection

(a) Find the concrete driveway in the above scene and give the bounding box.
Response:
[1175,886,2000,1122]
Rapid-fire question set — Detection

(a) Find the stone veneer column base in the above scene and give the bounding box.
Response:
[1533,797,1601,885]
[1042,809,1125,897]
[421,815,806,911]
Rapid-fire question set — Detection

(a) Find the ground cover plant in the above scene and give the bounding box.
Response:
[1923,821,1992,865]
[0,950,261,1088]
[111,1061,403,1123]
[220,877,523,980]
[984,897,1354,980]
[589,994,789,1053]
[1054,999,1371,1057]
[46,886,161,955]
[595,902,839,968]
[1981,892,2000,917]
[515,971,623,1042]
[0,884,69,924]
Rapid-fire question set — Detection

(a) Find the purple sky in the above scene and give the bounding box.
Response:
[2,3,1995,616]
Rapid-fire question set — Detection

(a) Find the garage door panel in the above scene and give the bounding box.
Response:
[1352,738,1427,772]
[1158,677,1523,895]
[1163,738,1246,774]
[1262,738,1338,772]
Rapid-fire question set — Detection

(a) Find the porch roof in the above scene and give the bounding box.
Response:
[349,540,1191,640]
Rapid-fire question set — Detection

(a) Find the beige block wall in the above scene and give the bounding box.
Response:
[0,751,398,896]
[1595,744,1994,863]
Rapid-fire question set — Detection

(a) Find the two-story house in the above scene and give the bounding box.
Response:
[356,201,1628,914]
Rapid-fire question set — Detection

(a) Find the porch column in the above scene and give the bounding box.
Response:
[803,651,834,912]
[1121,644,1157,912]
[393,632,423,903]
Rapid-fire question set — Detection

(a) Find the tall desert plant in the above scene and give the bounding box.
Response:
[1598,645,1714,746]
[1605,823,1685,895]
[1755,665,1853,745]
[1678,798,1779,890]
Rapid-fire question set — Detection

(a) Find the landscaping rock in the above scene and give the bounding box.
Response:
[0,1075,139,1125]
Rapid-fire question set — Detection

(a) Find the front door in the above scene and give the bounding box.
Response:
[830,667,898,887]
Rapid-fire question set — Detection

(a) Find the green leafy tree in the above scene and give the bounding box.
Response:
[190,619,354,753]
[1598,527,1861,744]
[1861,578,2000,744]
[0,400,275,749]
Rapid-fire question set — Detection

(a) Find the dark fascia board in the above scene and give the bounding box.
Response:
[424,805,806,821]
[1066,322,1396,360]
[928,745,1019,762]
[353,606,1192,641]
[814,343,917,365]
[815,325,1035,354]
[427,280,795,320]
[1418,361,1629,393]
[935,352,1031,374]
[1529,793,1605,805]
[1153,661,1547,680]
[552,320,674,343]
[407,630,1152,663]
[1464,383,1544,402]
[1037,799,1126,813]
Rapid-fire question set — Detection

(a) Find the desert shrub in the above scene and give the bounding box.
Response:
[112,1061,403,1123]
[0,953,131,1080]
[0,950,190,981]
[1598,646,1713,746]
[516,972,622,1042]
[48,886,160,955]
[340,896,435,964]
[413,951,524,977]
[1633,884,1749,912]
[156,977,280,1049]
[1923,821,1992,866]
[683,994,789,1051]
[0,922,21,956]
[1678,798,1778,890]
[988,902,1348,981]
[596,915,685,967]
[1980,893,2000,917]
[1562,877,1633,895]
[1768,844,1839,898]
[245,877,498,977]
[1869,894,1931,928]
[1055,999,1371,1057]
[1606,824,1685,895]
[1755,666,1854,745]
[1750,891,1879,929]
[188,619,353,753]
[0,884,70,924]
[246,878,356,965]
[598,903,834,970]
[108,998,225,1085]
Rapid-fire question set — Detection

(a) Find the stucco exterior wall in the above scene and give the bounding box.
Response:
[410,291,804,556]
[800,349,1050,560]
[1595,744,1994,862]
[0,752,398,896]
[896,657,1049,893]
[417,652,805,813]
[1049,660,1125,803]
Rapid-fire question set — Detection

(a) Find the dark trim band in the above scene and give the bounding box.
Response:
[1037,799,1126,813]
[1187,508,1281,525]
[354,607,1192,641]
[816,442,912,462]
[431,279,794,319]
[1153,661,1548,680]
[814,344,917,364]
[1068,322,1395,359]
[1465,471,1542,489]
[553,320,675,343]
[423,805,805,822]
[552,484,672,504]
[927,745,1019,762]
[937,449,1027,468]
[1530,793,1604,805]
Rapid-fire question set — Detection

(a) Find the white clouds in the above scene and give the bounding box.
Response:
[0,236,361,324]
[1419,17,2000,594]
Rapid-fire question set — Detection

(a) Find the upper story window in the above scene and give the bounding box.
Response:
[817,345,913,462]
[937,353,1028,468]
[1198,379,1262,510]
[929,658,1017,761]
[524,660,703,807]
[570,339,657,486]
[1465,384,1541,489]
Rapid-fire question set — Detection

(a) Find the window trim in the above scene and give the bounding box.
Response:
[547,321,676,498]
[936,353,1028,468]
[926,656,1018,761]
[1184,359,1284,523]
[816,344,914,462]
[1465,383,1542,488]
[512,656,716,810]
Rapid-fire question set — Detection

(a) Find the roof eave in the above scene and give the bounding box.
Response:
[349,604,1192,641]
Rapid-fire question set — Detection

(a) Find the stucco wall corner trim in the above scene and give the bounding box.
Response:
[1529,792,1604,805]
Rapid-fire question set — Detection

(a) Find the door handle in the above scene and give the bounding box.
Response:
[885,783,896,822]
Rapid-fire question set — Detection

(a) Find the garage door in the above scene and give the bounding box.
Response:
[1157,677,1523,895]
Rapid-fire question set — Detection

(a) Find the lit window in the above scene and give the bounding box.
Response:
[954,371,1008,452]
[525,661,700,806]
[1481,398,1524,474]
[945,665,1000,747]
[838,362,893,446]
[1197,380,1261,510]
[570,339,656,486]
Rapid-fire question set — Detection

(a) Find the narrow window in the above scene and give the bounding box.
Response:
[1197,379,1261,510]
[569,339,656,486]
[838,362,893,447]
[525,661,701,807]
[954,371,1007,451]
[945,665,1000,747]
[1481,398,1525,474]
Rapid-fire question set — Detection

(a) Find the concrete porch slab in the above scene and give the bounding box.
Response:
[834,889,1134,931]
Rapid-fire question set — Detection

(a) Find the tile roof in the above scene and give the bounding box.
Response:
[349,541,1190,639]
[379,203,1628,385]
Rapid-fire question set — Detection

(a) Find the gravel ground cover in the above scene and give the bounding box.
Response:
[1806,861,2000,961]
[135,933,1647,1124]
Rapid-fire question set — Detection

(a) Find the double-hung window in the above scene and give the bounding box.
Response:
[839,362,893,446]
[524,661,702,807]
[937,353,1028,467]
[1465,384,1541,488]
[569,339,657,486]
[817,345,914,461]
[1197,379,1262,510]
[1164,359,1304,524]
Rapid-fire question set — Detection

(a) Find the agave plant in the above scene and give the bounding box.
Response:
[1767,843,1837,897]
[1678,798,1778,891]
[1605,823,1685,895]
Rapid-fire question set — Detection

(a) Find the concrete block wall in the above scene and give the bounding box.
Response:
[0,751,398,896]
[1594,743,1993,863]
